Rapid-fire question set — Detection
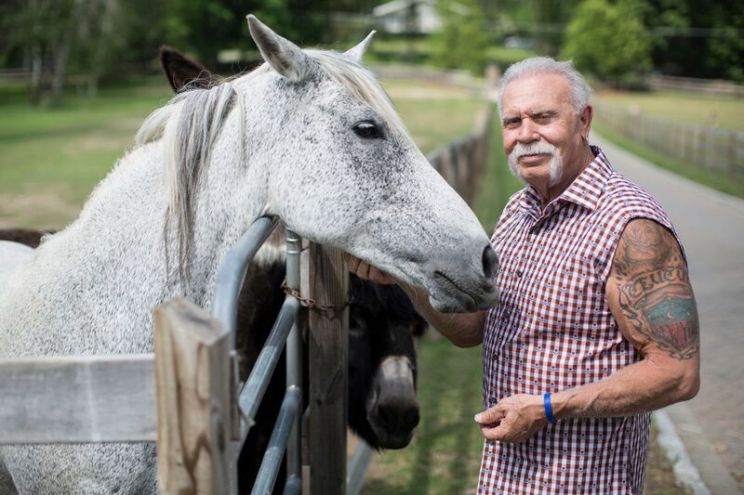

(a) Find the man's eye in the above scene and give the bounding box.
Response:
[503,118,521,129]
[533,113,555,124]
[353,120,384,139]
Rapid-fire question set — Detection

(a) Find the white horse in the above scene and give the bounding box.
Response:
[0,15,497,494]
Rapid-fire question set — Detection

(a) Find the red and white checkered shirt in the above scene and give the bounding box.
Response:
[478,147,678,494]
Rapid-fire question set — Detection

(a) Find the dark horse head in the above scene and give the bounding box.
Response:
[231,224,425,493]
[348,276,426,448]
[234,224,426,451]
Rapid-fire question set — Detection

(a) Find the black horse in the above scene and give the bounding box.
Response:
[235,225,425,492]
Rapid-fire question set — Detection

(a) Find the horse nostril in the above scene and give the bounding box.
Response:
[482,245,499,279]
[406,408,420,429]
[376,404,393,428]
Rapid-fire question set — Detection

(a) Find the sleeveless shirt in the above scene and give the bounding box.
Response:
[478,147,678,494]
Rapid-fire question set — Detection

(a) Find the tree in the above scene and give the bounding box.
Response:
[561,0,651,82]
[431,0,491,75]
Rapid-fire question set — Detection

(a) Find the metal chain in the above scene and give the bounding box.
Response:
[281,280,349,320]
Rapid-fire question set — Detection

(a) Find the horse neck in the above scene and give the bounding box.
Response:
[48,111,266,311]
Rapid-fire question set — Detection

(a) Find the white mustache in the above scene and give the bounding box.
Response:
[510,142,557,160]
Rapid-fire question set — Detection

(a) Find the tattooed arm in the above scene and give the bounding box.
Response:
[549,219,700,419]
[476,219,699,441]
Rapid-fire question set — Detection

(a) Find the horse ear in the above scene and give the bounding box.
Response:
[159,45,217,93]
[246,14,312,82]
[345,31,376,63]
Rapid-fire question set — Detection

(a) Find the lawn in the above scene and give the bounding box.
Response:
[592,88,744,198]
[594,89,744,132]
[0,78,172,228]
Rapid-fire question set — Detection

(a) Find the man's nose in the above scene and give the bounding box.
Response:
[516,118,538,142]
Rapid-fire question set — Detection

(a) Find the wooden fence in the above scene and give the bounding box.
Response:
[428,107,493,204]
[592,100,744,177]
[647,74,744,98]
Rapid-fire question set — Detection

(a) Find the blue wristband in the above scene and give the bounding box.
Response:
[544,392,557,424]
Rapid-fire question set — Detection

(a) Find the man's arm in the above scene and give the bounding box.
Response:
[475,219,699,442]
[345,255,486,347]
[552,218,699,416]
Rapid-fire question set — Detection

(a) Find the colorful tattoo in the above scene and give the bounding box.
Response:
[614,221,699,360]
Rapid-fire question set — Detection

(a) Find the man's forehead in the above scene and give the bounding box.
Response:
[501,72,572,113]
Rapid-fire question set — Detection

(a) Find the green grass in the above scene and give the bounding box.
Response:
[394,97,487,155]
[473,121,522,230]
[0,78,172,228]
[594,90,744,131]
[0,77,484,229]
[592,89,744,198]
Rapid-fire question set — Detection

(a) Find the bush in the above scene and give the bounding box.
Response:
[561,0,651,82]
[430,0,490,76]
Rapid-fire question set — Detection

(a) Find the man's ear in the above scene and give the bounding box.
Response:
[580,104,593,140]
[159,45,218,93]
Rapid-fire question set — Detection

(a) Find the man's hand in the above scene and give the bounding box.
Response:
[344,253,397,285]
[474,394,547,443]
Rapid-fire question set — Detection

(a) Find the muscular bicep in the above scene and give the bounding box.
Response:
[606,219,699,360]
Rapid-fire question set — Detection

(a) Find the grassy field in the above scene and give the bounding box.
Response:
[594,89,744,131]
[592,89,744,198]
[0,78,172,228]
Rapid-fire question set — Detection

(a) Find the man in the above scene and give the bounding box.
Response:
[348,56,699,493]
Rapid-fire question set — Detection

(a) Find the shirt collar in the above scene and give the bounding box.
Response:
[517,146,612,216]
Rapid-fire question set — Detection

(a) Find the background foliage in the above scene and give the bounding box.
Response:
[1,0,742,106]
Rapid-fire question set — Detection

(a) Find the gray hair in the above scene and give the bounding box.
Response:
[497,57,592,117]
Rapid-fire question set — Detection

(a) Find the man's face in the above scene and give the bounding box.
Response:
[500,72,591,192]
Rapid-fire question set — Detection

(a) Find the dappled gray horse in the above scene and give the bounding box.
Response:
[0,15,497,494]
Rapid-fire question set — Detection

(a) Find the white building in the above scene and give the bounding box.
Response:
[372,0,444,34]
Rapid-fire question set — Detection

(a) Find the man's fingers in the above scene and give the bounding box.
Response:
[344,253,360,272]
[474,405,505,425]
[344,253,396,285]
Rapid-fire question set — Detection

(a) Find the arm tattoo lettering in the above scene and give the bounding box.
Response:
[618,267,699,359]
[614,220,699,360]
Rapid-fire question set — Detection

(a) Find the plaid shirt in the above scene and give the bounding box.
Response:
[478,147,677,494]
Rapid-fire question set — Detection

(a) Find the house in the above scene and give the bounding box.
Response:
[372,0,443,34]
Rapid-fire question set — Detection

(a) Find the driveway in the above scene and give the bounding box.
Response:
[592,133,744,494]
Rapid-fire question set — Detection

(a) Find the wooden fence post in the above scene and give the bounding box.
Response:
[305,244,349,495]
[155,298,234,495]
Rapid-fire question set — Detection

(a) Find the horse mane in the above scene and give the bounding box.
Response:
[131,50,409,288]
[135,83,238,286]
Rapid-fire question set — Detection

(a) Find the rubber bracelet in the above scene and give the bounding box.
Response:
[544,392,557,424]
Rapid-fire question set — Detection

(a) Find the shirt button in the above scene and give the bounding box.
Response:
[516,270,523,277]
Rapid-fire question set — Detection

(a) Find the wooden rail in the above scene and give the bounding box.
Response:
[592,100,744,177]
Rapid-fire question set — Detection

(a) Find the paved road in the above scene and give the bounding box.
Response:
[592,133,744,494]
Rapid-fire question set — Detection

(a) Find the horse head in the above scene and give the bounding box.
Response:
[347,276,426,449]
[153,16,497,312]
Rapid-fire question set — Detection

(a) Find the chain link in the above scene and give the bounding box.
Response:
[281,280,349,320]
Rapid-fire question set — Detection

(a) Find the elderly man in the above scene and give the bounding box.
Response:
[348,56,699,493]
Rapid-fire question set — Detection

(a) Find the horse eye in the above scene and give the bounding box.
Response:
[353,120,383,139]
